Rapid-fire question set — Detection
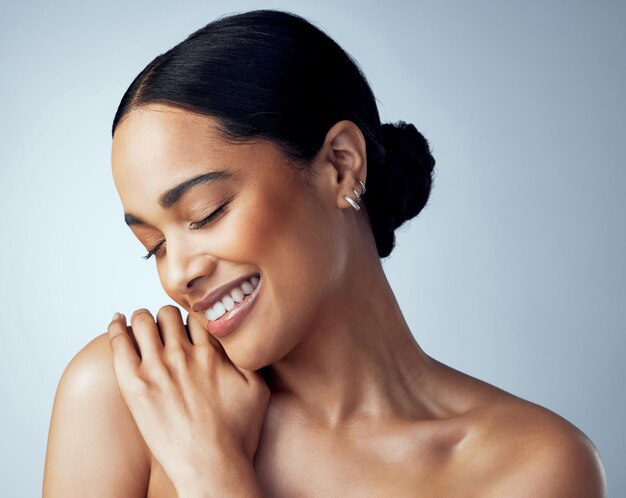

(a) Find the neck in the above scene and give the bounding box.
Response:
[262,254,435,428]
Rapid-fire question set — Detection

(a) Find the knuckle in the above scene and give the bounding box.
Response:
[131,308,153,324]
[108,318,124,334]
[109,333,125,349]
[193,342,213,355]
[146,363,172,387]
[164,304,181,314]
[164,345,188,369]
[126,375,151,397]
[194,342,218,361]
[157,305,181,322]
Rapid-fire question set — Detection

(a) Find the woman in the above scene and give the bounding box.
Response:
[43,9,606,497]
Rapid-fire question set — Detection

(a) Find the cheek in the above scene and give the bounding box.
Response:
[214,177,350,368]
[231,192,348,368]
[251,181,348,319]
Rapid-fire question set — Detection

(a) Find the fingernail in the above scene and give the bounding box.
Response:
[112,312,121,321]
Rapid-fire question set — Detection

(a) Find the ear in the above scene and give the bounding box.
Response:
[315,120,368,211]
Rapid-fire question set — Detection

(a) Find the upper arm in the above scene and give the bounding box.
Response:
[43,332,151,498]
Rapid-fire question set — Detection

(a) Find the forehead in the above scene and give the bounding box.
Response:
[112,104,235,184]
[111,104,288,210]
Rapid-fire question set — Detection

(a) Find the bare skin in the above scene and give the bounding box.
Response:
[43,104,607,497]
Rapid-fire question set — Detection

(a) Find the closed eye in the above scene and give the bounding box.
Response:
[142,240,164,260]
[141,199,232,260]
[188,202,229,230]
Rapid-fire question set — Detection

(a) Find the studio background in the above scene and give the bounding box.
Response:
[1,1,624,496]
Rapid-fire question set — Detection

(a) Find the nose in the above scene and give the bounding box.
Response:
[163,234,217,296]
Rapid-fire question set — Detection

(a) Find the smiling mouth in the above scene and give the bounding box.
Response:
[202,273,263,339]
[202,274,261,321]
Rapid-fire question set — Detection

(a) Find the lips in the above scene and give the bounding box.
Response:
[191,272,260,313]
[205,274,262,338]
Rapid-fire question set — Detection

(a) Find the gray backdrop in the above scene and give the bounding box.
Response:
[1,0,624,496]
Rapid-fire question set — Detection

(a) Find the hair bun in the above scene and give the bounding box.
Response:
[364,120,436,257]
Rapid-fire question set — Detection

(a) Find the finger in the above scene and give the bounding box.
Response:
[186,313,248,382]
[233,364,252,384]
[125,324,143,358]
[156,305,189,349]
[186,312,211,347]
[108,313,141,382]
[130,308,164,362]
[233,362,267,385]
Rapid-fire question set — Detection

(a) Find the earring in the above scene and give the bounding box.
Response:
[344,179,366,211]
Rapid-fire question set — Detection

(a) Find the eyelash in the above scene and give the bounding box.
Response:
[141,202,230,260]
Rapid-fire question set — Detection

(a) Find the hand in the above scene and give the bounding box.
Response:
[107,305,270,491]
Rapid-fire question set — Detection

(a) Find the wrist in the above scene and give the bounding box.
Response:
[173,450,263,498]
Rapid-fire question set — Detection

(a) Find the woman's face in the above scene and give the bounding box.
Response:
[111,104,352,370]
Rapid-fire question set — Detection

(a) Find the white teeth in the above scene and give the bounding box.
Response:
[230,287,245,303]
[212,301,226,320]
[222,295,235,311]
[203,275,261,321]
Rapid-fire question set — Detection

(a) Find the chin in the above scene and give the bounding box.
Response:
[226,349,273,373]
[223,329,297,373]
[217,301,307,373]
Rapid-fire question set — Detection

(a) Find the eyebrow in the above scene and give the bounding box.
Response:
[124,169,234,226]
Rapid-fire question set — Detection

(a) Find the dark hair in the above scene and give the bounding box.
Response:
[112,9,435,258]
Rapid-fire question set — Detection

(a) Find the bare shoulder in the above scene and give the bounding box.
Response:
[456,392,607,498]
[43,332,151,497]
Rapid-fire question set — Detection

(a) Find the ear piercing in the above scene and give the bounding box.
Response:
[343,179,366,211]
